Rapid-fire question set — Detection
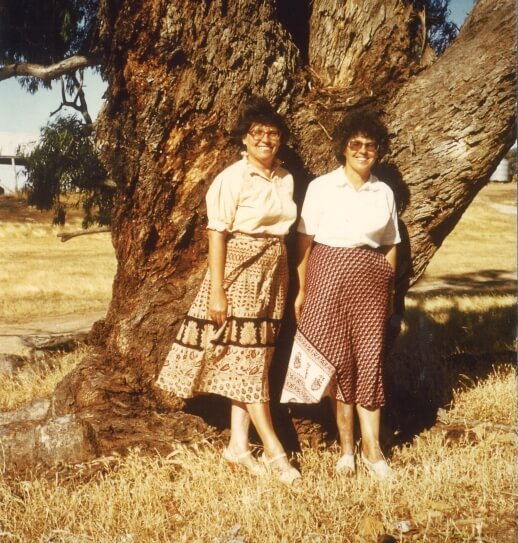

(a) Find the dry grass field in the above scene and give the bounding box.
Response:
[0,183,516,543]
[0,196,116,322]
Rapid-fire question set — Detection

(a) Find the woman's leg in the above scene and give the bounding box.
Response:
[356,404,383,462]
[331,399,355,456]
[224,400,265,472]
[246,401,287,459]
[246,401,301,483]
[227,401,288,462]
[228,400,251,453]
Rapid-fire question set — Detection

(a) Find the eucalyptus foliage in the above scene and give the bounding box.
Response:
[22,116,112,226]
[412,0,460,54]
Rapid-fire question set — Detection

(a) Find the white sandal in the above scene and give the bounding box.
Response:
[261,452,302,486]
[361,451,393,481]
[223,448,266,476]
[336,453,356,475]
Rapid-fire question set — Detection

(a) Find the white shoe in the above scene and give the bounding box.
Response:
[223,448,266,476]
[361,452,393,481]
[336,453,355,475]
[261,452,302,486]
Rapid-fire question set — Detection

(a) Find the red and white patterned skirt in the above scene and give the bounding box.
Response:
[156,234,288,403]
[280,244,394,409]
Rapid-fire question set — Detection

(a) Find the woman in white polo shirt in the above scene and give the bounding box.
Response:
[281,110,400,480]
[156,96,300,485]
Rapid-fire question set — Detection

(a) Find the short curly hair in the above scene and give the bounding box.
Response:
[231,95,290,143]
[333,110,389,165]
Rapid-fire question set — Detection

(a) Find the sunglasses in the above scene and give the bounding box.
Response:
[248,128,281,142]
[347,139,378,153]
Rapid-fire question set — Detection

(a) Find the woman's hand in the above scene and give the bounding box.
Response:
[209,286,228,328]
[293,234,314,325]
[294,290,305,324]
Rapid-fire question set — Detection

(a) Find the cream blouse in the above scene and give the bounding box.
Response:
[206,157,297,236]
[298,167,400,248]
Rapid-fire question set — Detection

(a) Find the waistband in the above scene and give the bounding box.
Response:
[231,231,285,241]
[316,242,382,252]
[356,244,383,252]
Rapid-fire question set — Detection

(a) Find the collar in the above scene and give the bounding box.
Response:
[241,152,282,180]
[334,167,377,190]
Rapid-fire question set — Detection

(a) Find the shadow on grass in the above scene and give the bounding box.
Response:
[410,269,515,295]
[383,279,516,447]
[284,278,516,453]
[184,276,516,457]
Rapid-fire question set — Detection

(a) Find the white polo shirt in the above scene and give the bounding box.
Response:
[297,167,400,248]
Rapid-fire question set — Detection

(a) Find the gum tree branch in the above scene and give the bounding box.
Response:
[0,54,101,82]
[50,74,94,127]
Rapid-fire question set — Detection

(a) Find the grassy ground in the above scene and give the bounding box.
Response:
[0,195,115,322]
[422,182,515,277]
[0,184,516,542]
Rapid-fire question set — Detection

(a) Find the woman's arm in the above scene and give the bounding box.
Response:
[208,229,228,327]
[381,244,397,316]
[381,244,397,273]
[294,233,314,323]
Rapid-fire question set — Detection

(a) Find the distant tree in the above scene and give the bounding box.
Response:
[22,115,112,226]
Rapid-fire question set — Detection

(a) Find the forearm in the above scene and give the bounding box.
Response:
[381,245,397,319]
[292,233,314,322]
[296,233,314,292]
[207,229,228,326]
[381,244,396,274]
[208,229,227,289]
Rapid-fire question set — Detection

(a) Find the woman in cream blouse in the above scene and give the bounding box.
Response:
[156,96,300,485]
[281,110,400,481]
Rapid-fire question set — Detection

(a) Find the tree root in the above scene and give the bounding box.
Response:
[0,402,219,477]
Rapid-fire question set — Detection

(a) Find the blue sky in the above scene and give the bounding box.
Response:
[0,0,476,191]
[447,0,476,28]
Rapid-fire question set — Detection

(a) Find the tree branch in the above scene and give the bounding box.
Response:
[50,74,94,127]
[0,54,101,82]
[57,227,110,242]
[70,72,94,126]
[436,408,517,433]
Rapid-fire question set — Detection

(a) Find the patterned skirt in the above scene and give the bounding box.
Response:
[280,244,394,409]
[156,234,288,403]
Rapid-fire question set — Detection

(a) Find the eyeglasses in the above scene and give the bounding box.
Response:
[347,139,378,153]
[248,128,281,142]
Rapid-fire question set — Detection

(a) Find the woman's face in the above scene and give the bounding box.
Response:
[242,122,281,168]
[343,133,378,176]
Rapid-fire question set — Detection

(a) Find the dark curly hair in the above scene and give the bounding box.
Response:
[231,95,290,143]
[333,110,389,165]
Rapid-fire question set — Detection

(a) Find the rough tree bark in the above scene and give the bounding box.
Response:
[1,0,515,472]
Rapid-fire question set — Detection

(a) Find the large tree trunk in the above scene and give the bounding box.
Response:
[2,0,515,471]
